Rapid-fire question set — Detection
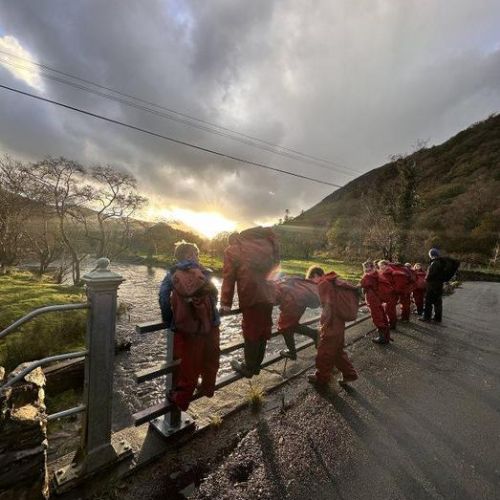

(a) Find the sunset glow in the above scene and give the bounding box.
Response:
[149,207,237,239]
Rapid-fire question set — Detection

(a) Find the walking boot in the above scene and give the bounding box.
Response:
[279,349,297,360]
[372,328,389,345]
[307,374,329,387]
[230,359,254,379]
[281,332,298,360]
[339,373,358,386]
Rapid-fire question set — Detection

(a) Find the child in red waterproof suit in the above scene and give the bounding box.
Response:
[361,261,391,344]
[377,260,398,329]
[307,271,358,386]
[412,263,426,316]
[388,262,414,322]
[159,241,220,411]
[220,227,280,378]
[276,266,324,360]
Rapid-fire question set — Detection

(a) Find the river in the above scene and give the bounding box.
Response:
[108,263,320,430]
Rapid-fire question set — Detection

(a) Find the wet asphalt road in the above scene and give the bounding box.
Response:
[194,282,500,500]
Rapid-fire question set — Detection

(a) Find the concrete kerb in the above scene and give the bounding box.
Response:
[49,318,376,497]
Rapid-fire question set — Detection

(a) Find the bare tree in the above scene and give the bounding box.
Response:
[24,217,64,276]
[79,165,147,258]
[34,157,88,284]
[389,154,419,261]
[361,196,399,261]
[0,156,40,272]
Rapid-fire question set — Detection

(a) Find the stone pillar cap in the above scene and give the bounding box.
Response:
[82,258,124,284]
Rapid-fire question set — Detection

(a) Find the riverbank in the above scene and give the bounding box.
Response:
[0,272,86,371]
[117,254,363,282]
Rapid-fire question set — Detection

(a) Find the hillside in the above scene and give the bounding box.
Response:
[291,113,500,263]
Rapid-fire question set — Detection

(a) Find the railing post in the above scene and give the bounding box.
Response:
[55,258,131,489]
[148,329,195,438]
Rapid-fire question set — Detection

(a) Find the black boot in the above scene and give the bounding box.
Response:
[253,339,267,375]
[241,339,267,376]
[372,328,389,345]
[281,331,297,360]
[230,359,254,378]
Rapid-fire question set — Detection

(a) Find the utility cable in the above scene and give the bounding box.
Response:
[0,49,359,176]
[0,83,343,188]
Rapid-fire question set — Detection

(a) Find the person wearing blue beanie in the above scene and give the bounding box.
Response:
[420,248,443,323]
[429,248,440,259]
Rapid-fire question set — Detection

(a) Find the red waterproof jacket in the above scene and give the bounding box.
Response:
[414,270,427,290]
[361,270,379,291]
[388,264,414,294]
[377,268,396,302]
[220,227,280,309]
[318,272,359,323]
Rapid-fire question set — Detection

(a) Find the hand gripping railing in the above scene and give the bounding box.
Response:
[132,303,370,428]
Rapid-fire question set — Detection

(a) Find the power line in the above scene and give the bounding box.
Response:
[0,83,343,188]
[0,56,354,176]
[0,49,360,176]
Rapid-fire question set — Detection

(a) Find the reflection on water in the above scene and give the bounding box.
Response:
[105,263,320,430]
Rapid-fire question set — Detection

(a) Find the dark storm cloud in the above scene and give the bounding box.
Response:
[0,0,499,226]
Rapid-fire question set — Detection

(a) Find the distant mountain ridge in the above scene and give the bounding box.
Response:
[291,113,500,263]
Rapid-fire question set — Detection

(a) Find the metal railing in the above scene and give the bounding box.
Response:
[131,303,370,429]
[0,258,132,489]
[0,303,89,340]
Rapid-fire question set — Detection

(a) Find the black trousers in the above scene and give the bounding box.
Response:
[282,325,319,353]
[424,281,443,321]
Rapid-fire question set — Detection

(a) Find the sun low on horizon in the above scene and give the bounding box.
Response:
[146,206,238,239]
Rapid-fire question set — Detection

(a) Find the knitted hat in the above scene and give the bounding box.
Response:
[362,261,374,271]
[428,248,440,258]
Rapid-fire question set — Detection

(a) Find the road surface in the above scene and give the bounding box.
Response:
[194,282,500,500]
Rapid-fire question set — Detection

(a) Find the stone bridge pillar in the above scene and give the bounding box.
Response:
[0,365,48,500]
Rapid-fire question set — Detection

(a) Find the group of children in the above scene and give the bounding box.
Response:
[159,227,447,413]
[361,259,427,344]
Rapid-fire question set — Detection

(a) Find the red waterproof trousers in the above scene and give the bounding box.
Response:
[315,315,357,384]
[383,294,398,328]
[365,290,389,329]
[398,292,411,320]
[241,303,274,341]
[170,327,220,411]
[412,289,425,314]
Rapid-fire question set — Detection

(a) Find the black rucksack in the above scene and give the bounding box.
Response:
[436,257,460,282]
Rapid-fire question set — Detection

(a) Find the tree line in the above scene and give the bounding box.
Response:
[0,155,147,283]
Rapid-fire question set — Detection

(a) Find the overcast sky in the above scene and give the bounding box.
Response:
[1,0,499,232]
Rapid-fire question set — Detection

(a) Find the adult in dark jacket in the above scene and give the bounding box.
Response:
[420,248,445,323]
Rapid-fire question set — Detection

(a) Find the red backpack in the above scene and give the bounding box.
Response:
[238,227,280,275]
[318,272,360,322]
[389,264,415,293]
[277,277,320,309]
[171,267,214,335]
[414,270,427,290]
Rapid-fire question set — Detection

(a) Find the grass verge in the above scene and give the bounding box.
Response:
[0,272,87,372]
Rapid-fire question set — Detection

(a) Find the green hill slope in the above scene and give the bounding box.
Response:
[291,113,500,264]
